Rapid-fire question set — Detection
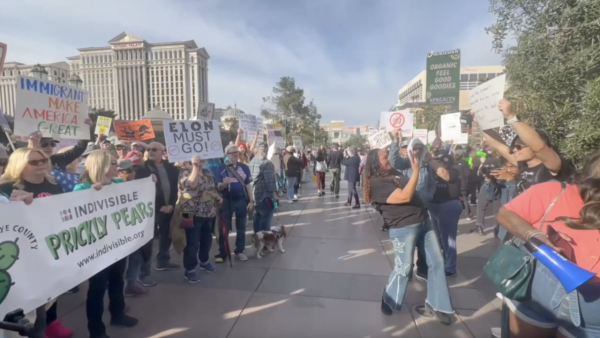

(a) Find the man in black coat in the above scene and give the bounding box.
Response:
[135,142,180,286]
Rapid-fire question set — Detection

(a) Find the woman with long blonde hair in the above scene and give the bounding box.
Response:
[73,150,139,338]
[0,147,73,338]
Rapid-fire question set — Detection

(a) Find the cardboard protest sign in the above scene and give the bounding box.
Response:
[196,102,215,120]
[114,120,155,141]
[369,130,392,149]
[381,110,414,135]
[0,178,155,318]
[162,120,224,162]
[94,116,112,136]
[14,75,90,139]
[469,74,506,130]
[368,128,378,138]
[292,136,303,150]
[0,107,10,133]
[238,114,258,141]
[269,129,286,149]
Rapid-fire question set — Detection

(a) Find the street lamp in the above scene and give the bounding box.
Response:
[30,64,48,80]
[68,73,83,88]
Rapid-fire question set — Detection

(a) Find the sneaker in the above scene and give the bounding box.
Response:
[45,320,72,338]
[110,314,138,328]
[467,216,475,221]
[199,262,217,273]
[155,262,180,271]
[335,194,339,198]
[125,284,149,297]
[137,275,157,287]
[214,255,226,264]
[236,253,248,261]
[293,195,298,201]
[445,271,457,277]
[184,270,201,283]
[415,270,428,282]
[344,202,351,206]
[477,226,484,235]
[352,205,360,209]
[490,328,501,338]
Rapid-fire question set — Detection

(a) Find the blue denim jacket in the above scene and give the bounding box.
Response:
[389,141,436,204]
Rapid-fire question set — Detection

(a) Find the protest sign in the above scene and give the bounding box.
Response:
[292,136,303,150]
[0,107,10,133]
[196,102,215,120]
[468,74,506,130]
[441,112,468,143]
[94,116,112,136]
[0,178,155,318]
[163,120,223,162]
[269,129,286,149]
[368,128,378,138]
[427,130,437,145]
[413,129,428,144]
[114,120,155,141]
[369,130,392,149]
[426,49,461,111]
[238,114,258,141]
[0,42,6,74]
[380,110,414,135]
[14,75,90,140]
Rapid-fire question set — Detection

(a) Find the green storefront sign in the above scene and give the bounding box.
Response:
[426,49,461,112]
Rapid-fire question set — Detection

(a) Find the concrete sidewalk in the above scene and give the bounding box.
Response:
[58,180,501,338]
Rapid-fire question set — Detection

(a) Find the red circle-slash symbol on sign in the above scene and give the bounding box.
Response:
[389,112,405,128]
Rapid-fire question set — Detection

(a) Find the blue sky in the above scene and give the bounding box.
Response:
[0,0,502,127]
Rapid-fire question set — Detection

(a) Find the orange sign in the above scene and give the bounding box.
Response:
[114,119,155,141]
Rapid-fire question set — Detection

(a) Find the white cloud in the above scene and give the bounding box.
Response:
[0,0,502,127]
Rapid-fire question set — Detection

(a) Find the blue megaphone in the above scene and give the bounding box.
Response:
[524,237,596,293]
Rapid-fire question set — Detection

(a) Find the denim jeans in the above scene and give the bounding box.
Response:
[505,261,600,337]
[498,180,517,242]
[429,200,463,274]
[330,168,341,195]
[253,198,275,233]
[384,221,454,314]
[286,176,296,199]
[347,181,359,205]
[476,181,500,231]
[219,198,248,255]
[125,249,143,282]
[183,217,215,270]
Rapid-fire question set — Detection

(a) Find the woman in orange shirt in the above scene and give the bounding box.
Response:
[496,150,600,338]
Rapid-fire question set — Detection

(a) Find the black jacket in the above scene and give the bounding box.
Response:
[136,160,179,208]
[50,140,88,170]
[453,159,472,193]
[327,149,344,170]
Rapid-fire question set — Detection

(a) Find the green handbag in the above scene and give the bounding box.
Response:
[483,182,566,301]
[483,241,535,301]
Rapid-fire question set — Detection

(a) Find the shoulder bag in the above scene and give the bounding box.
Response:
[226,165,250,201]
[483,182,566,301]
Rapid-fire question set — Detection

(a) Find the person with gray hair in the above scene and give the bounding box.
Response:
[247,142,278,232]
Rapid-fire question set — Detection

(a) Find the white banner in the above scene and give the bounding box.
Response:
[469,74,506,130]
[427,130,437,145]
[0,178,156,318]
[195,102,215,121]
[14,75,90,140]
[94,116,112,136]
[380,110,414,135]
[163,120,224,162]
[368,130,392,149]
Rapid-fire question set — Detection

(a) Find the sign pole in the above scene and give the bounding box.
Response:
[3,130,15,151]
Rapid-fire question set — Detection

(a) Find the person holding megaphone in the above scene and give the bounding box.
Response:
[495,149,600,338]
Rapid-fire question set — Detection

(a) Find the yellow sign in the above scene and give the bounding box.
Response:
[94,116,112,136]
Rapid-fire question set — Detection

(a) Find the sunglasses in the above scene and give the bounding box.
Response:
[28,158,49,166]
[40,142,57,148]
[116,146,127,151]
[0,158,7,166]
[118,168,133,174]
[148,148,163,152]
[512,144,529,151]
[227,151,239,155]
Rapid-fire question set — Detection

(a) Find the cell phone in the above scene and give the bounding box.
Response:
[547,225,575,263]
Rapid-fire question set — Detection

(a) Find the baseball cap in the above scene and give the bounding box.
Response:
[401,140,410,148]
[117,159,134,171]
[101,139,111,144]
[115,140,129,147]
